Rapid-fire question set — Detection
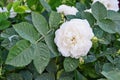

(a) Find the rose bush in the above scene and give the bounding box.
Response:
[0,0,120,80]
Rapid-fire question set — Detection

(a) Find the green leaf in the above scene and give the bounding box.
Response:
[80,65,99,78]
[81,12,95,26]
[1,28,19,50]
[19,70,33,80]
[7,73,23,80]
[26,0,43,11]
[0,1,4,7]
[58,71,74,80]
[0,28,17,38]
[26,0,37,8]
[106,10,120,34]
[0,20,11,30]
[107,10,120,21]
[74,70,87,80]
[99,34,112,45]
[76,2,86,12]
[98,48,116,57]
[59,77,73,80]
[6,40,33,67]
[14,6,28,13]
[6,2,13,11]
[48,0,61,10]
[95,61,103,74]
[33,42,50,74]
[32,12,49,36]
[49,11,61,28]
[13,22,40,44]
[45,31,59,57]
[114,21,120,34]
[66,15,76,21]
[46,60,57,73]
[84,54,97,63]
[102,63,114,72]
[106,55,114,63]
[1,37,20,50]
[0,12,9,21]
[13,1,21,10]
[35,73,55,80]
[105,10,120,34]
[97,19,116,33]
[61,0,76,6]
[64,57,79,72]
[93,27,104,38]
[91,1,107,20]
[39,0,52,12]
[76,12,82,18]
[101,70,120,80]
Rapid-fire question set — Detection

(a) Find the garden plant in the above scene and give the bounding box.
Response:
[0,0,120,80]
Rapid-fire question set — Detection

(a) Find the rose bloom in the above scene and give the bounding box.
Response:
[56,4,78,15]
[85,0,119,13]
[93,0,119,11]
[54,19,94,59]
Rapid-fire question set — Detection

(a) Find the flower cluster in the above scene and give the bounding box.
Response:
[54,0,119,59]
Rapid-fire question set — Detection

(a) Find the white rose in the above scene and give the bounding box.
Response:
[56,4,78,15]
[54,19,94,59]
[93,0,119,11]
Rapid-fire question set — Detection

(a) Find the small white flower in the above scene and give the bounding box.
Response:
[93,0,119,11]
[0,7,7,12]
[56,4,78,15]
[9,8,17,18]
[54,19,94,59]
[0,7,17,18]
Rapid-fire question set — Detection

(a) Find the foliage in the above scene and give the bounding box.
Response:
[0,0,120,80]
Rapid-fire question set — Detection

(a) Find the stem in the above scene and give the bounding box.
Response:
[47,29,53,34]
[35,29,54,44]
